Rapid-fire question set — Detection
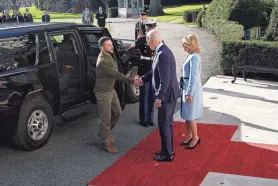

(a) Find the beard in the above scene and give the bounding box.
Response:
[104,48,113,55]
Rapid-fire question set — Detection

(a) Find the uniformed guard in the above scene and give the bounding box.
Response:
[132,20,157,127]
[135,9,148,40]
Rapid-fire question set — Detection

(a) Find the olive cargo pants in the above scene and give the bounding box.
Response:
[95,90,122,145]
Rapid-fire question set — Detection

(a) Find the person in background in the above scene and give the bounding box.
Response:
[42,10,50,22]
[82,6,94,25]
[96,6,107,27]
[179,34,203,150]
[94,36,141,153]
[1,11,7,23]
[24,8,33,22]
[135,9,148,39]
[16,11,25,22]
[9,13,17,22]
[2,11,12,23]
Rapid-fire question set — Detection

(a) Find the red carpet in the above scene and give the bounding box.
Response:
[89,122,278,186]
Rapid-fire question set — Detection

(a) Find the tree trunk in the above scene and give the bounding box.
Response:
[100,0,110,17]
[149,0,164,16]
[7,0,23,14]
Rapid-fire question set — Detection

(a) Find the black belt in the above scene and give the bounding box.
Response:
[180,77,189,89]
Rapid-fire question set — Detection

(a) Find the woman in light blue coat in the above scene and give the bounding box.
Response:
[180,34,203,150]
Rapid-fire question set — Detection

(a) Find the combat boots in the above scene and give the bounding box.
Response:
[98,132,115,144]
[103,143,118,153]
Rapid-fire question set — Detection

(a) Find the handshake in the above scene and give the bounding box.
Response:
[133,75,144,87]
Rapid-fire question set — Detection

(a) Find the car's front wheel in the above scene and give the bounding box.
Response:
[12,97,54,151]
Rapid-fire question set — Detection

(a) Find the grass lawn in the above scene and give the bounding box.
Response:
[150,3,209,23]
[16,3,209,25]
[14,6,83,19]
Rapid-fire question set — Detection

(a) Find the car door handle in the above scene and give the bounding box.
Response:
[63,65,73,69]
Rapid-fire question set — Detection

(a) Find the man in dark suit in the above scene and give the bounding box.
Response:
[139,30,180,162]
[96,6,107,27]
[42,11,50,23]
[24,8,33,22]
[16,11,25,22]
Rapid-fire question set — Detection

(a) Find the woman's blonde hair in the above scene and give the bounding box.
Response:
[182,34,200,53]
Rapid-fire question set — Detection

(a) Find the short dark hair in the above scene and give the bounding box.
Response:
[140,9,148,16]
[146,24,156,29]
[98,36,111,47]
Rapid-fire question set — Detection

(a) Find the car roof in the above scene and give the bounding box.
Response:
[0,22,97,38]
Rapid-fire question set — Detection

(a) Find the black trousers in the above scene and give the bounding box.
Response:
[158,100,176,156]
[139,81,154,123]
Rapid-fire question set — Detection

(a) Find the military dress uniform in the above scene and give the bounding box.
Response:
[135,10,148,39]
[135,20,157,127]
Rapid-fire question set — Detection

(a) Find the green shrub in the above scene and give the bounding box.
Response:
[220,40,278,74]
[183,9,201,22]
[209,19,244,41]
[266,3,278,41]
[229,0,265,30]
[183,11,192,22]
[260,0,275,29]
[109,7,118,18]
[197,10,206,27]
[203,0,278,75]
[204,0,235,24]
[205,0,266,30]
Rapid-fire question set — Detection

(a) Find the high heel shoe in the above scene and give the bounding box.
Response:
[186,138,201,150]
[180,138,192,146]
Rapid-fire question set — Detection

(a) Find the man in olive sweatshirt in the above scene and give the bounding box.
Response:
[94,36,141,153]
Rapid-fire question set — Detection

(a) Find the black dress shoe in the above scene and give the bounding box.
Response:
[153,155,174,162]
[180,138,192,146]
[186,138,201,150]
[148,121,155,126]
[140,121,149,127]
[154,151,175,156]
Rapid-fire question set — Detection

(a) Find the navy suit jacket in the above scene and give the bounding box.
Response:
[141,44,180,103]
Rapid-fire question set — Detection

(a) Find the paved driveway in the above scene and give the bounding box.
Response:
[0,19,218,186]
[108,18,219,83]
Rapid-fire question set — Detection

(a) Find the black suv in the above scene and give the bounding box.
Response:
[0,23,141,151]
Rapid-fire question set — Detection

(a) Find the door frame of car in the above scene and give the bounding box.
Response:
[45,29,87,112]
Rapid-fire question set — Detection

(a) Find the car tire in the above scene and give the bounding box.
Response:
[126,67,140,103]
[12,97,54,151]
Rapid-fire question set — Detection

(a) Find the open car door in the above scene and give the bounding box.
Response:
[113,38,142,67]
[77,26,127,110]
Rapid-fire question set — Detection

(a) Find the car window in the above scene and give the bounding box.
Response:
[0,33,50,72]
[49,32,81,73]
[51,35,64,43]
[81,33,102,56]
[51,34,79,55]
